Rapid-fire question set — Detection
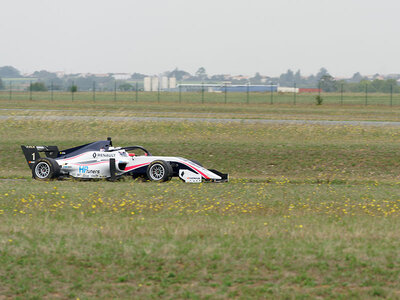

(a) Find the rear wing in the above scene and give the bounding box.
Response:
[21,145,59,169]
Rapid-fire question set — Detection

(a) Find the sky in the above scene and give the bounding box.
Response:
[1,0,399,77]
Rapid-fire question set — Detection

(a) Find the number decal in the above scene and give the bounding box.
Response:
[32,153,35,161]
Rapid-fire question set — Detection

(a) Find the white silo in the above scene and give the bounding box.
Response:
[169,77,176,89]
[161,76,169,90]
[151,76,159,91]
[144,77,152,92]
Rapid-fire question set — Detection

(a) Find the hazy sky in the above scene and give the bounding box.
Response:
[1,0,399,77]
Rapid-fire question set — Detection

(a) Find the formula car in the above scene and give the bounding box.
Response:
[21,138,228,183]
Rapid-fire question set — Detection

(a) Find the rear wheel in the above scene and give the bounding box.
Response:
[146,160,172,182]
[32,158,60,180]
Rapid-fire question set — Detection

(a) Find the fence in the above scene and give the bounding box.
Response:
[0,88,399,106]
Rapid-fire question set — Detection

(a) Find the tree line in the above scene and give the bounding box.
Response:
[0,65,399,93]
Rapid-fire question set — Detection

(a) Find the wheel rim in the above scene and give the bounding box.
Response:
[149,164,165,180]
[35,162,50,178]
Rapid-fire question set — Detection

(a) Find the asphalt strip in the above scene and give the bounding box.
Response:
[1,115,400,126]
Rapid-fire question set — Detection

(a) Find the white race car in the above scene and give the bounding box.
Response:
[21,138,228,183]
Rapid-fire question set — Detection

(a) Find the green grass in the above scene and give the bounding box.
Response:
[1,100,400,298]
[2,94,400,123]
[1,90,400,106]
[1,118,400,182]
[2,180,400,298]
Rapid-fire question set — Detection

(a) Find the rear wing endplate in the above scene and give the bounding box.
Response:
[21,145,59,169]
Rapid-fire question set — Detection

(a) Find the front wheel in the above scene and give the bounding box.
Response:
[146,160,172,182]
[32,158,60,180]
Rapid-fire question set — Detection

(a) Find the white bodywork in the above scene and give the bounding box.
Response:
[56,147,223,182]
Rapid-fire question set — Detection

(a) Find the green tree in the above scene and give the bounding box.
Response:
[0,66,21,78]
[210,74,227,81]
[294,70,302,83]
[349,72,364,83]
[167,68,191,81]
[251,72,262,84]
[316,68,329,81]
[131,73,146,80]
[319,74,337,92]
[119,83,133,91]
[29,82,47,91]
[279,69,294,86]
[69,85,78,93]
[32,70,58,79]
[195,67,207,81]
[0,77,4,90]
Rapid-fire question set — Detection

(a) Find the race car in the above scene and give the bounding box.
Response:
[21,137,228,183]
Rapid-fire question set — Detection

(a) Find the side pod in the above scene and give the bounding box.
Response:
[109,158,117,181]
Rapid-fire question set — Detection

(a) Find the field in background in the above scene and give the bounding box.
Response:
[1,99,400,298]
[1,90,400,106]
[2,96,400,123]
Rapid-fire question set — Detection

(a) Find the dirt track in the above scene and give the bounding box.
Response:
[1,114,400,126]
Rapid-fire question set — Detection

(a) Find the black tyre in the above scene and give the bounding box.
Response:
[32,158,60,180]
[146,160,172,182]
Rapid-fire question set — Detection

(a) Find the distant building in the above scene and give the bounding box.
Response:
[144,76,177,91]
[151,77,159,91]
[93,73,109,78]
[78,73,91,78]
[112,73,131,80]
[169,77,176,89]
[299,88,321,93]
[278,87,299,93]
[144,77,152,92]
[232,75,250,81]
[161,76,169,89]
[55,71,65,78]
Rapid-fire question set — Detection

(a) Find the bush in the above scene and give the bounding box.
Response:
[29,82,47,91]
[119,83,133,91]
[69,85,78,93]
[315,95,323,105]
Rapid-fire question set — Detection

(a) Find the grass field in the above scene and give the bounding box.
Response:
[1,90,400,106]
[2,96,400,122]
[1,100,400,298]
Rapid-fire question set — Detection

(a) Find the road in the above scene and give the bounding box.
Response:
[1,114,400,126]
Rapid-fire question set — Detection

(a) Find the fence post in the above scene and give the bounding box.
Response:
[51,81,54,101]
[270,83,273,104]
[9,81,12,101]
[246,83,249,104]
[365,84,368,106]
[71,81,74,101]
[318,82,321,97]
[224,83,227,104]
[201,82,204,104]
[179,84,182,103]
[30,80,32,101]
[341,83,343,105]
[135,82,138,102]
[114,80,117,102]
[93,81,96,102]
[293,82,296,105]
[390,84,393,107]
